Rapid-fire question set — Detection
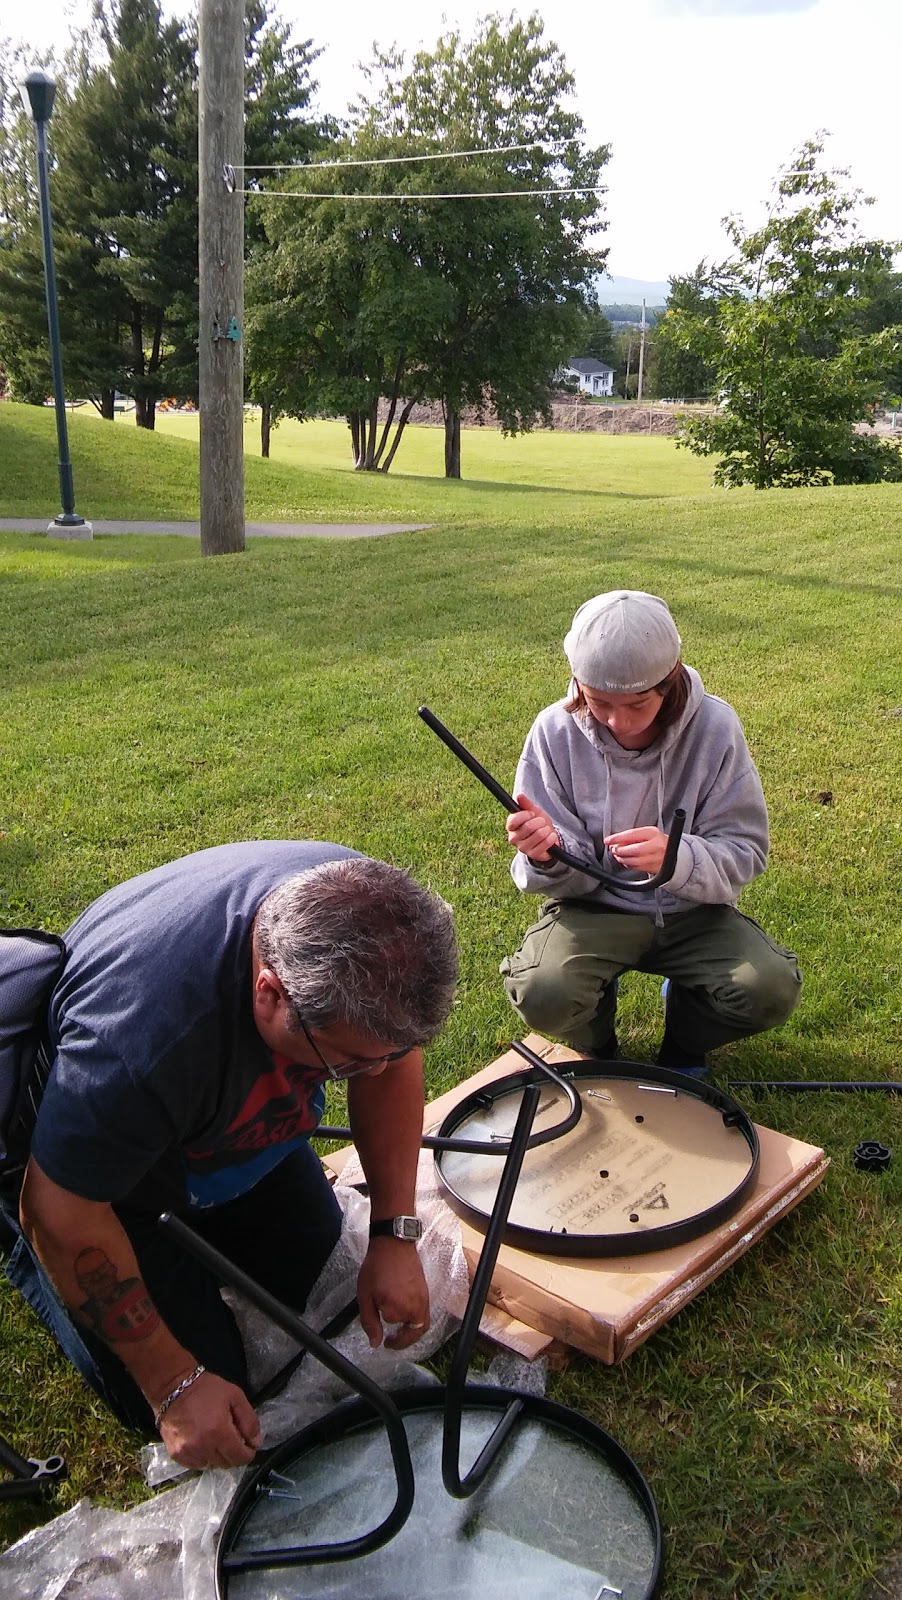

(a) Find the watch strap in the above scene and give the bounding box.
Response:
[369,1214,423,1241]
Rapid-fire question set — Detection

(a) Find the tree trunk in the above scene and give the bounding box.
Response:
[444,405,461,478]
[372,356,405,467]
[363,397,380,470]
[261,400,271,458]
[135,394,156,429]
[93,390,115,419]
[380,398,418,474]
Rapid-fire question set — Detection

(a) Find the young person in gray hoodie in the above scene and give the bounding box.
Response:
[500,590,801,1076]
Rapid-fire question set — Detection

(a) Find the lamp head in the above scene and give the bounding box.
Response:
[20,69,56,125]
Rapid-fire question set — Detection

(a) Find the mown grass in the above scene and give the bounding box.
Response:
[0,401,900,1595]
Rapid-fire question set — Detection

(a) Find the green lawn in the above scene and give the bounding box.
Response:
[0,401,900,1595]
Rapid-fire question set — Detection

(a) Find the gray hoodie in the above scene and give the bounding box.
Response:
[510,666,768,917]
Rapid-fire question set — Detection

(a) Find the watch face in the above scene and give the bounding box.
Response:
[394,1216,423,1240]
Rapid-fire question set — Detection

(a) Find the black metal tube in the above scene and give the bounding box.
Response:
[729,1080,902,1095]
[0,1434,37,1479]
[31,117,83,526]
[441,1083,541,1498]
[249,1298,360,1408]
[419,704,685,891]
[158,1214,415,1564]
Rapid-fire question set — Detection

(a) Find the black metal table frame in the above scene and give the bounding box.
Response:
[163,1077,664,1596]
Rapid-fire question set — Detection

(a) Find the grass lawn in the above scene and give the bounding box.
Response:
[0,401,900,1595]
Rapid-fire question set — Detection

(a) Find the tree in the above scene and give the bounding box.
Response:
[0,2,324,434]
[649,264,721,400]
[0,38,60,404]
[246,151,444,471]
[673,139,902,487]
[574,306,615,366]
[0,2,197,426]
[246,13,609,475]
[243,3,331,456]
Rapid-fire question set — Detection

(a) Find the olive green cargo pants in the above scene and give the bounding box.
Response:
[500,900,802,1057]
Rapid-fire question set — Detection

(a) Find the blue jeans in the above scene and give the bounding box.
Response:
[1,1142,342,1435]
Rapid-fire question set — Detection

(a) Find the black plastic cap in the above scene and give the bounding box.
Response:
[853,1140,892,1172]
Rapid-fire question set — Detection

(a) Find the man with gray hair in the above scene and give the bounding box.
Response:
[5,841,457,1471]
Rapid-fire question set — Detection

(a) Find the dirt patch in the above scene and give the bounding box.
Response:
[376,398,715,435]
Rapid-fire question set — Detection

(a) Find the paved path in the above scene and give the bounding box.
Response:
[0,519,432,539]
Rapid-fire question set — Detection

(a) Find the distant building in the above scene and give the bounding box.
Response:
[559,357,615,398]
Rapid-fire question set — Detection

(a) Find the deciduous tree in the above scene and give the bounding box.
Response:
[674,140,902,487]
[246,14,609,475]
[650,264,721,401]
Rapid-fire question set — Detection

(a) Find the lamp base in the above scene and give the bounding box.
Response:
[47,517,93,539]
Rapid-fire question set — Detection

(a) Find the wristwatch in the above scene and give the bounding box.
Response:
[369,1215,423,1242]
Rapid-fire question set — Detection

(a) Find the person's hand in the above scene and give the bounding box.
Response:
[505,794,561,862]
[604,826,668,875]
[357,1238,430,1351]
[157,1370,262,1470]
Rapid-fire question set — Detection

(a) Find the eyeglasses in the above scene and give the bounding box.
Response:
[299,1020,412,1082]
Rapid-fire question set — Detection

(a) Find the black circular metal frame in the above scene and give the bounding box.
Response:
[434,1058,761,1258]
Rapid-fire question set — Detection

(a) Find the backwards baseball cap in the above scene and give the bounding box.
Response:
[564,590,682,693]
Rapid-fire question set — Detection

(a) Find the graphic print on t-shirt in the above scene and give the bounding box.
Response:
[183,1054,326,1208]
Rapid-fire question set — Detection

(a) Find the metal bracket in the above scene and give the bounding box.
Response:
[211,315,242,344]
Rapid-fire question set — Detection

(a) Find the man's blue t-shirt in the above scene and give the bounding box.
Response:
[31,841,358,1211]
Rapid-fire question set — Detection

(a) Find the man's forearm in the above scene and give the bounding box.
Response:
[20,1158,200,1412]
[347,1051,424,1217]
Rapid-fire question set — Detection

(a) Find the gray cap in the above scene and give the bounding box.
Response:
[563,591,682,693]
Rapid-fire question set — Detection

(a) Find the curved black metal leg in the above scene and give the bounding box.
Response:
[315,1037,582,1155]
[158,1214,415,1566]
[418,704,685,891]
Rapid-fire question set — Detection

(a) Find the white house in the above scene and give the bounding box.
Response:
[559,357,615,398]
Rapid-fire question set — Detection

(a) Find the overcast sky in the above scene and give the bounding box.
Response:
[14,0,901,285]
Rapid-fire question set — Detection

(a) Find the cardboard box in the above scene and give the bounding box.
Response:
[331,1035,829,1364]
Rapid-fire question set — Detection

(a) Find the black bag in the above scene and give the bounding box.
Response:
[0,929,67,1179]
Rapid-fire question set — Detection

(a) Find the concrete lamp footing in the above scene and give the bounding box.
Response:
[47,520,93,539]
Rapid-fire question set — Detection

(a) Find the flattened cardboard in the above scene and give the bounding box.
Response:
[330,1035,829,1364]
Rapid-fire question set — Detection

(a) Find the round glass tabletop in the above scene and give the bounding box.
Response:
[218,1388,662,1600]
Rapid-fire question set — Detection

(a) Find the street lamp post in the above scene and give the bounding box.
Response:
[20,69,91,538]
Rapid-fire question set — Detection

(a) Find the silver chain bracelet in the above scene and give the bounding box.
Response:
[153,1363,207,1430]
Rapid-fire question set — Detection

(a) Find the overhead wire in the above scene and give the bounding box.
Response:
[229,139,603,203]
[240,140,563,172]
[236,185,604,200]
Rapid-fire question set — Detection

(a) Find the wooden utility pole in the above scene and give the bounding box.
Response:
[198,0,245,556]
[637,298,647,404]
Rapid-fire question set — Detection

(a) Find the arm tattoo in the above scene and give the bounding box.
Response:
[73,1246,161,1345]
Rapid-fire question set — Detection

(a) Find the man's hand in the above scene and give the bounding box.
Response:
[357,1237,430,1351]
[506,793,561,861]
[157,1370,263,1470]
[604,826,668,875]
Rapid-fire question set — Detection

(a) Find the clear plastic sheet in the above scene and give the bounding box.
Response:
[0,1480,198,1600]
[0,1157,471,1599]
